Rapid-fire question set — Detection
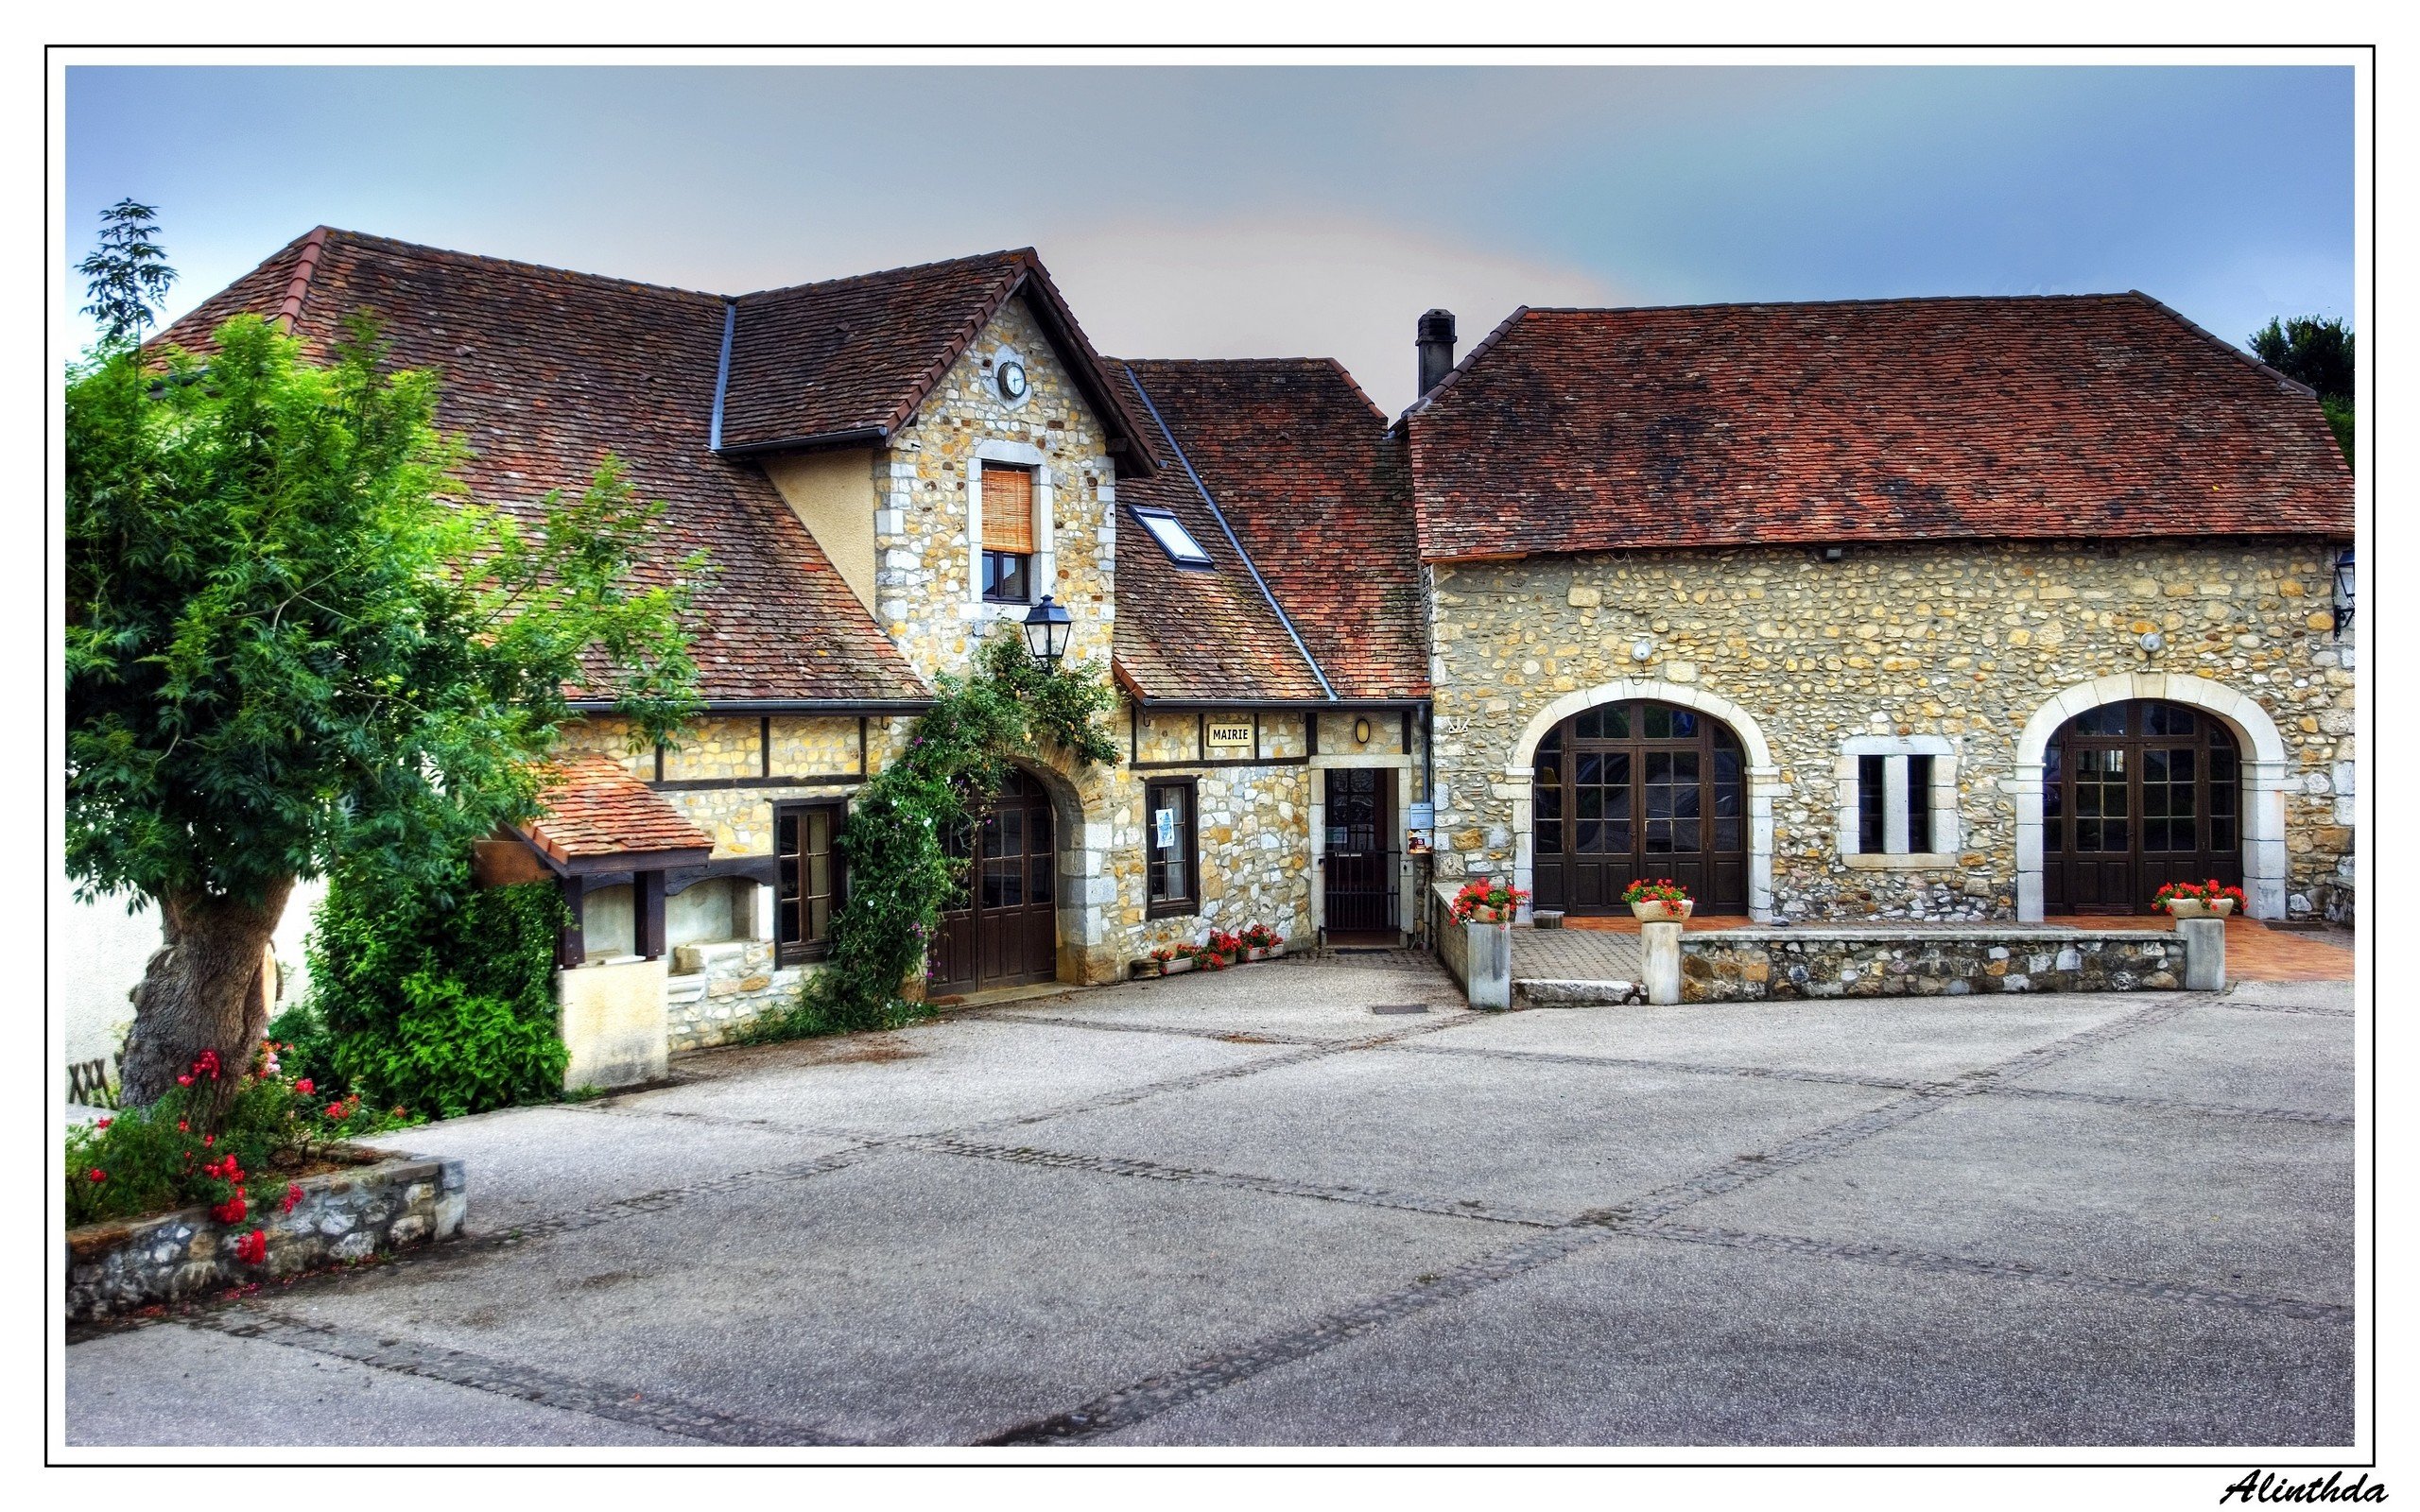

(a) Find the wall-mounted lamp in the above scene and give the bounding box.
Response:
[2333,546,2356,639]
[1631,637,1654,663]
[1021,594,1072,668]
[1352,716,1373,745]
[2136,629,2167,655]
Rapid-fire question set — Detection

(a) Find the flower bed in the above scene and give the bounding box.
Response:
[66,1147,465,1322]
[1132,923,1288,977]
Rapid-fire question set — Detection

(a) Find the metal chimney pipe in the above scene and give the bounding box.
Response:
[1416,309,1457,398]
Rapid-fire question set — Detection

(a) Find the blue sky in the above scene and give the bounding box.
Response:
[64,63,2353,415]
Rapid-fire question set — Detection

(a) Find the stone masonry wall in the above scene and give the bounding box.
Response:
[1428,539,2354,920]
[873,297,1118,681]
[66,1150,466,1322]
[1679,929,2187,1003]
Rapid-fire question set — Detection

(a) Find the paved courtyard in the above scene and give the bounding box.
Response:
[66,952,2354,1449]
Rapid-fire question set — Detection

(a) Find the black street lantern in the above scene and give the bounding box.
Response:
[1022,593,1073,668]
[2333,546,2356,639]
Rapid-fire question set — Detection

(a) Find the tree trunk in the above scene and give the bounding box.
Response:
[117,878,296,1109]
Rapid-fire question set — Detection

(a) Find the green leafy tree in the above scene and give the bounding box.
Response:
[2250,315,2355,471]
[78,198,177,350]
[66,211,701,1108]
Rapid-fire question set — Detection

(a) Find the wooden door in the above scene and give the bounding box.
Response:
[1530,700,1748,914]
[930,770,1059,995]
[2045,700,2242,914]
[1323,767,1396,934]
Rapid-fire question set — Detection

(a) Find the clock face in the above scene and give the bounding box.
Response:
[997,361,1028,401]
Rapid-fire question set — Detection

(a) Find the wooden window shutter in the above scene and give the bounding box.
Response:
[982,465,1035,554]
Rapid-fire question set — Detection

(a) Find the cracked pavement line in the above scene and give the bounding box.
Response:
[187,1310,849,1446]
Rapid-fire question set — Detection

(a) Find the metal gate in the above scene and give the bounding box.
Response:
[1322,767,1397,935]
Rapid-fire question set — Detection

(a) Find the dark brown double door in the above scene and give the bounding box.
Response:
[930,769,1059,996]
[1530,700,1748,914]
[1323,768,1396,936]
[2045,699,2242,914]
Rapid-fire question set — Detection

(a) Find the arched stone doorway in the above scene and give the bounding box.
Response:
[2043,699,2242,914]
[1509,680,1782,922]
[2014,673,2289,921]
[929,763,1098,995]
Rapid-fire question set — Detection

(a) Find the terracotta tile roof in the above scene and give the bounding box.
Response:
[717,249,1162,475]
[154,229,929,705]
[1404,294,2355,563]
[1108,367,1329,704]
[1121,359,1427,700]
[521,752,712,865]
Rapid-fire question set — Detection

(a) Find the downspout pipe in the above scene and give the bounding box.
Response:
[1122,364,1337,701]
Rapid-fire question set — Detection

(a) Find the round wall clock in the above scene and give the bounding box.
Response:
[996,360,1028,402]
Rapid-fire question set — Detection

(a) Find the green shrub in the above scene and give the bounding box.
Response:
[65,1040,410,1228]
[304,866,569,1118]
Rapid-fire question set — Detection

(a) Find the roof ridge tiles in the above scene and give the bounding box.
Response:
[313,227,730,302]
[1515,290,2144,317]
[735,247,1032,303]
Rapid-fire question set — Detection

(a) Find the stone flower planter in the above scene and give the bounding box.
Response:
[1629,899,1695,922]
[1245,945,1283,962]
[2162,898,2237,919]
[65,1147,465,1323]
[1150,956,1196,977]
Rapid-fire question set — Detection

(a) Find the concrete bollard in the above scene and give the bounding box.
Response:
[2177,916,2227,992]
[1642,921,1684,1005]
[1465,920,1512,1009]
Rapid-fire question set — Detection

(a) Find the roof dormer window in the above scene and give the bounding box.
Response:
[1132,506,1214,570]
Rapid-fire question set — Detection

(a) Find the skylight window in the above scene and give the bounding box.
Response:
[1132,507,1215,570]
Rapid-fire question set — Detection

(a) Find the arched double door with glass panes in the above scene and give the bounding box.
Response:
[2044,699,2243,914]
[930,769,1059,995]
[1530,700,1749,915]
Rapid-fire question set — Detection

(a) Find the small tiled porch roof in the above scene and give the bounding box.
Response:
[518,753,712,873]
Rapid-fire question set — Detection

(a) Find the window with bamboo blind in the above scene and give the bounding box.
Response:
[981,463,1036,602]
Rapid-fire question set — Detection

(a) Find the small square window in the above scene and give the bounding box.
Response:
[1132,507,1215,569]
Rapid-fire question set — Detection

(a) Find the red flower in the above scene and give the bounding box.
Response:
[177,1075,193,1087]
[87,1168,106,1183]
[325,1103,346,1120]
[177,1120,189,1133]
[202,1133,215,1146]
[212,1195,248,1225]
[233,1229,268,1266]
[295,1079,314,1096]
[281,1182,304,1213]
[95,1118,111,1129]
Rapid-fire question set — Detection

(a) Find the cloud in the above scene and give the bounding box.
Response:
[1037,213,1629,419]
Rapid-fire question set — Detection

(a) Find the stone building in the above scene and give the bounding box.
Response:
[151,231,1429,1053]
[1398,295,2355,926]
[122,231,2353,1069]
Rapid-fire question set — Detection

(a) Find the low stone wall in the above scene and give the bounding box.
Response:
[667,938,806,1052]
[1677,928,2188,1004]
[65,1149,465,1323]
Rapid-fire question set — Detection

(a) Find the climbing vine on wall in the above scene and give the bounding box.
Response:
[745,632,1118,1040]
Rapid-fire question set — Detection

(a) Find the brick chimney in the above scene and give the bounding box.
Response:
[1417,309,1457,399]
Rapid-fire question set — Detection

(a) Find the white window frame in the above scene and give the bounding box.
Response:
[1835,734,1960,868]
[966,439,1053,612]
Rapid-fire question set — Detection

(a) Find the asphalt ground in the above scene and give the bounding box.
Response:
[65,953,2353,1450]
